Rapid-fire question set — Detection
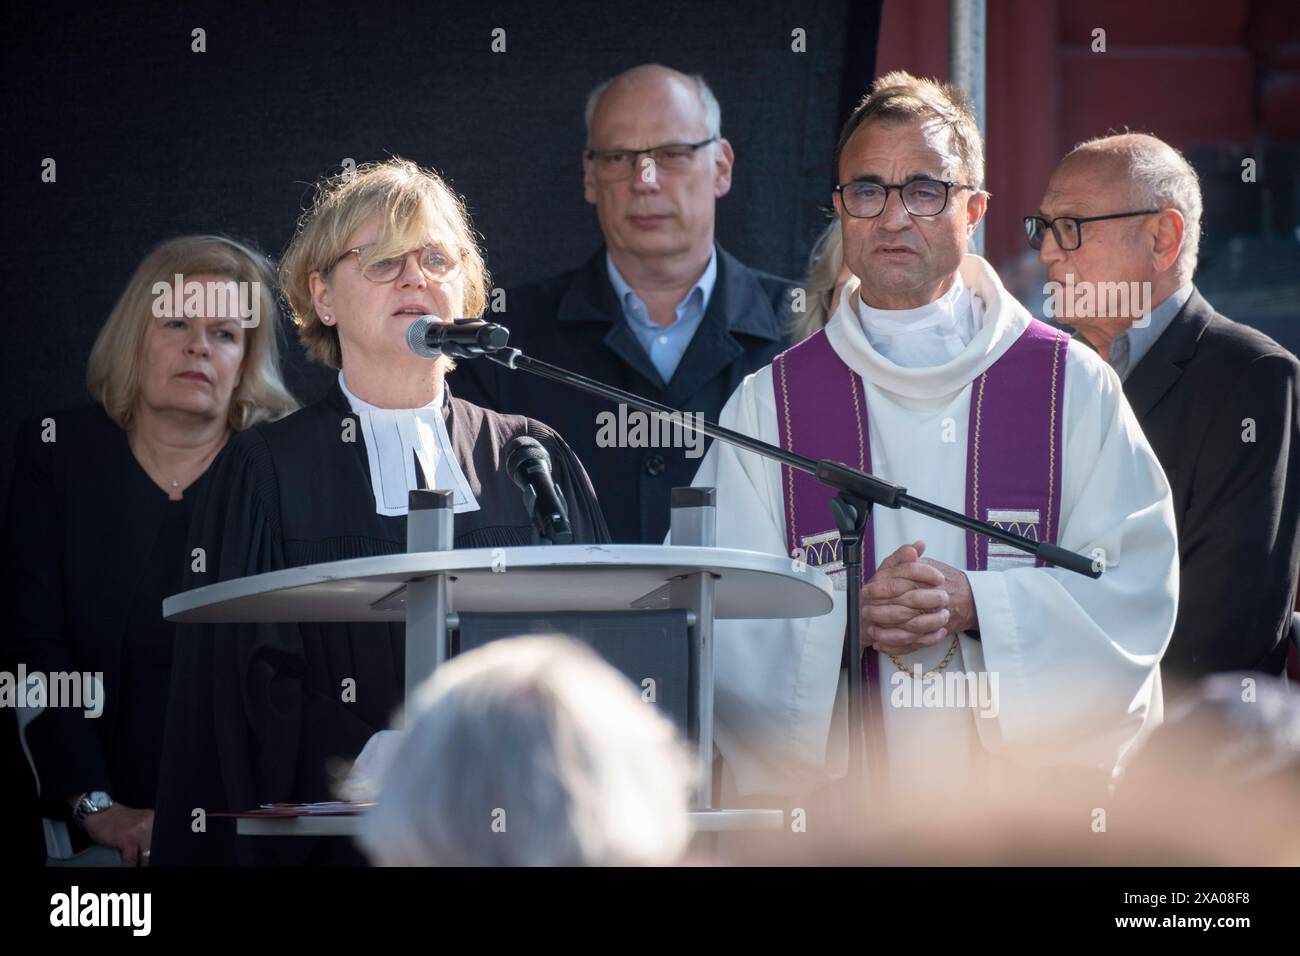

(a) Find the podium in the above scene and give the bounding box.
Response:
[163,488,834,837]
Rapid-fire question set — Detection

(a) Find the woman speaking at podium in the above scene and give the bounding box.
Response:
[152,159,608,865]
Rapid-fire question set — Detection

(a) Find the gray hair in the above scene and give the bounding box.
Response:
[584,68,722,144]
[357,635,695,867]
[1068,133,1203,281]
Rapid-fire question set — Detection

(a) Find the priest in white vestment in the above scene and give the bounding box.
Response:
[690,72,1179,804]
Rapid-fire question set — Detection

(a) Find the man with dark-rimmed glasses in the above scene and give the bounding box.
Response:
[1033,132,1300,684]
[452,63,795,544]
[691,71,1178,812]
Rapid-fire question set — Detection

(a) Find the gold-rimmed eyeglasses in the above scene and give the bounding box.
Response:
[325,244,465,283]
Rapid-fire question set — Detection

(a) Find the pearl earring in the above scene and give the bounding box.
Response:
[323,315,333,324]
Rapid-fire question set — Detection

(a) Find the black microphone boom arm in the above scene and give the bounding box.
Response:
[483,341,1101,809]
[485,347,1100,578]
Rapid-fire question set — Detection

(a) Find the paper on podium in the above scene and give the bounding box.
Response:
[211,801,374,818]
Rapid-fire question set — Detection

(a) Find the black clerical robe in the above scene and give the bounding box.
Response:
[151,382,608,866]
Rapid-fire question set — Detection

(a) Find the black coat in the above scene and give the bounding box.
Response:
[452,244,795,543]
[3,406,202,816]
[1123,289,1300,680]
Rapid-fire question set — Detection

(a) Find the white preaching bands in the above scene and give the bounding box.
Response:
[338,371,480,518]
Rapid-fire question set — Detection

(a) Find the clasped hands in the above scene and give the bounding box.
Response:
[860,540,978,654]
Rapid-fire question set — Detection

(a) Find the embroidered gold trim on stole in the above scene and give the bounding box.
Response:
[1046,330,1063,545]
[851,368,866,473]
[778,356,797,557]
[971,371,988,570]
[778,345,870,575]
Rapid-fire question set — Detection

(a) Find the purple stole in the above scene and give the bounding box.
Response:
[772,318,1068,748]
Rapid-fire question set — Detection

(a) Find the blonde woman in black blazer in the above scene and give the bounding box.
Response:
[4,235,296,865]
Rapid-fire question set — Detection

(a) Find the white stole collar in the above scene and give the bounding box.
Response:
[828,255,1034,400]
[338,371,480,517]
[853,271,980,368]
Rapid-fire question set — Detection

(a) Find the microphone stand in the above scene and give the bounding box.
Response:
[478,343,1101,812]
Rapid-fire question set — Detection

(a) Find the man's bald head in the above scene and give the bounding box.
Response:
[584,64,721,145]
[579,64,733,276]
[1053,133,1203,281]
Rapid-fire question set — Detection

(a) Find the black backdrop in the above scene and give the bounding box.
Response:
[3,0,882,866]
[0,0,880,494]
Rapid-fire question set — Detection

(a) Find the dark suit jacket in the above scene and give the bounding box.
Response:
[3,406,202,809]
[452,244,794,542]
[1123,289,1300,679]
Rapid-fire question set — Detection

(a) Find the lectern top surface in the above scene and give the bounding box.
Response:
[163,544,834,623]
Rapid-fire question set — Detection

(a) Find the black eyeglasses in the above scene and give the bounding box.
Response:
[833,178,977,219]
[1024,209,1160,251]
[585,137,718,181]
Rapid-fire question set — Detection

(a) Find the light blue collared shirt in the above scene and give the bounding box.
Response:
[1109,283,1194,381]
[605,247,718,385]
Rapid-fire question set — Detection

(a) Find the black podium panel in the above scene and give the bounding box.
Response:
[452,610,693,734]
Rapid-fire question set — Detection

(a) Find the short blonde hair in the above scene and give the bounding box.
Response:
[836,70,985,188]
[279,158,490,369]
[86,235,298,432]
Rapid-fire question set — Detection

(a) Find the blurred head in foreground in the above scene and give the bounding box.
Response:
[359,635,694,866]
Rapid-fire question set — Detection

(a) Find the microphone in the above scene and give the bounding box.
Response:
[505,436,573,545]
[406,316,510,359]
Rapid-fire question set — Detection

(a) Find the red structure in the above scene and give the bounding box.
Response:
[875,0,1300,271]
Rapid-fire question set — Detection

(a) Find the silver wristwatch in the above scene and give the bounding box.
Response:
[73,790,114,829]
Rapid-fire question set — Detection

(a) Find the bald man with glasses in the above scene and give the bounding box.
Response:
[452,64,795,544]
[1031,133,1300,684]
